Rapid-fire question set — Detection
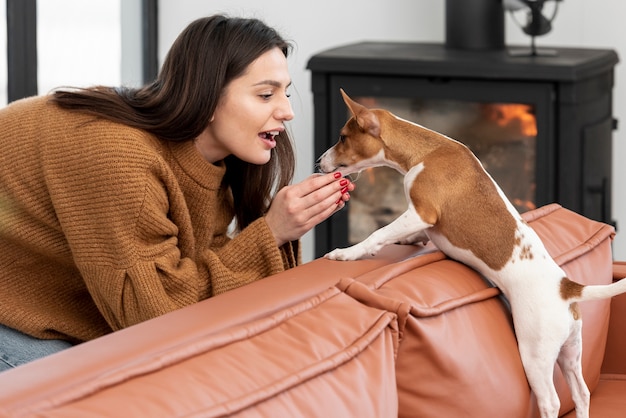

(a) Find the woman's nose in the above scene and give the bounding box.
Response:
[276,94,294,121]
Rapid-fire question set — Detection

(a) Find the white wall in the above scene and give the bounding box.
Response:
[158,0,626,262]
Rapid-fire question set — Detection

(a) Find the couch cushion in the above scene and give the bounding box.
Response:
[0,204,614,418]
[561,375,626,418]
[601,274,626,375]
[0,287,400,417]
[338,204,615,418]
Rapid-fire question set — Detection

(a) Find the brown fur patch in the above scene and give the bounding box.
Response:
[332,118,386,164]
[331,105,520,271]
[560,277,585,300]
[407,140,518,271]
[569,302,581,320]
[381,115,448,173]
[519,245,534,261]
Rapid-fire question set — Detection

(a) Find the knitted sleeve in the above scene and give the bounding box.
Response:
[46,151,209,330]
[0,98,301,339]
[66,165,299,331]
[41,126,299,332]
[205,218,300,296]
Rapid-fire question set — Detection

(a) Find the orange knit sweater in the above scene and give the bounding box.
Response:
[0,96,299,343]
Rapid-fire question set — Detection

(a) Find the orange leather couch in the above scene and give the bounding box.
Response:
[0,204,624,417]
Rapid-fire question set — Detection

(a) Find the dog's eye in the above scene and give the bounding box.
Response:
[339,135,346,143]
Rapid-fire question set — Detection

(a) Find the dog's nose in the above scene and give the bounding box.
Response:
[318,156,334,174]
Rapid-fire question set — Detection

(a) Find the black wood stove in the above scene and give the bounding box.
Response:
[308,40,618,258]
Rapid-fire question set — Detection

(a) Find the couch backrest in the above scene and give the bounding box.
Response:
[338,203,615,418]
[0,204,615,418]
[0,287,402,417]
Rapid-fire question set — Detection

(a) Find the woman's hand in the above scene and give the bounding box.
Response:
[265,172,355,246]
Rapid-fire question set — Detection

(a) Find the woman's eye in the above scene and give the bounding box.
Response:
[259,89,290,100]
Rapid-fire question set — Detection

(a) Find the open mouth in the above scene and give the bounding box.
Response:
[259,131,279,148]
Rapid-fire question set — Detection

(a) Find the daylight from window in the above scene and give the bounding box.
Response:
[37,0,121,95]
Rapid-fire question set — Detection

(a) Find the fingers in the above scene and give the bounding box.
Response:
[297,172,354,208]
[298,173,354,225]
[265,172,356,246]
[336,177,354,205]
[300,172,343,196]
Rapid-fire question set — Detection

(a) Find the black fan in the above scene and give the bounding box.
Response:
[504,0,563,56]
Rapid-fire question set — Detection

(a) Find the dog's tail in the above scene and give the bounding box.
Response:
[570,277,626,302]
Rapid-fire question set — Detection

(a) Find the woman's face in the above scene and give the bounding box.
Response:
[195,47,294,164]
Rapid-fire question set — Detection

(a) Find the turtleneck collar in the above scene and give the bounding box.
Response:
[168,140,226,190]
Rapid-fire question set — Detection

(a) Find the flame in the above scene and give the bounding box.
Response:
[486,104,537,137]
[512,198,537,212]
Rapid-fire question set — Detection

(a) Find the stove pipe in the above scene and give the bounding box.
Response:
[445,0,505,50]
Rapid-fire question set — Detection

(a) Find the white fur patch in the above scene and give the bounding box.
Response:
[325,207,433,260]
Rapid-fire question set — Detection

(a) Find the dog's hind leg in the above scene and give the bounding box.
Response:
[518,343,561,418]
[325,208,432,260]
[556,319,590,418]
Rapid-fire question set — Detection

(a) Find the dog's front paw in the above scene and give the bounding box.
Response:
[325,245,368,261]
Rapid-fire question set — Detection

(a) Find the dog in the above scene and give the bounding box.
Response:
[319,89,626,418]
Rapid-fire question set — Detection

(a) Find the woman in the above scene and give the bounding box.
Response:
[0,15,354,372]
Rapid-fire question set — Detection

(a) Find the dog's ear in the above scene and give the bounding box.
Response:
[340,89,381,137]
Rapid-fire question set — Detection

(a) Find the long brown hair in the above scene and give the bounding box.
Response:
[51,15,295,231]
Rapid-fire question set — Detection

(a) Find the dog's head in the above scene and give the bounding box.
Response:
[318,89,389,175]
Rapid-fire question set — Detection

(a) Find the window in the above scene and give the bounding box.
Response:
[37,0,133,94]
[0,0,7,105]
[5,0,155,103]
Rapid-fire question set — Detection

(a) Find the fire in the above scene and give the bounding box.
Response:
[364,168,376,183]
[486,104,537,137]
[512,198,537,212]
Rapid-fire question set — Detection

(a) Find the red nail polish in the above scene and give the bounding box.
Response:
[336,198,342,205]
[340,179,348,187]
[333,172,342,179]
[341,186,348,194]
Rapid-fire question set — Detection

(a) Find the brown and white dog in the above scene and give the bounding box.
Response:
[319,89,626,418]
